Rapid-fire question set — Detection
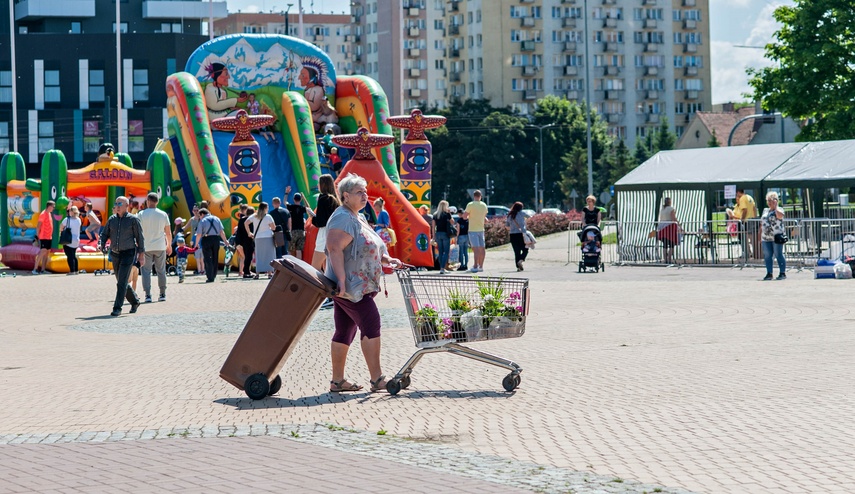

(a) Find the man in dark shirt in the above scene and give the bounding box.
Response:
[100,196,146,317]
[270,197,292,258]
[286,187,308,259]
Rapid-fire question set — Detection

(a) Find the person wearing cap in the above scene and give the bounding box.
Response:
[100,196,146,317]
[138,192,172,303]
[172,217,188,239]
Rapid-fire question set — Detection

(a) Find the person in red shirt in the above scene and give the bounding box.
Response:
[33,200,56,275]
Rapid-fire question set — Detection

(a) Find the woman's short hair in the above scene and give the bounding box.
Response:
[337,173,367,198]
[586,195,596,203]
[766,191,780,202]
[68,206,79,215]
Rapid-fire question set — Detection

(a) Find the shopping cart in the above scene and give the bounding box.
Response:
[387,270,529,395]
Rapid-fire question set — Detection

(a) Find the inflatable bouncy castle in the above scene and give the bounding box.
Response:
[1,34,439,271]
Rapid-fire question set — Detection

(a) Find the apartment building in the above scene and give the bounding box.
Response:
[1,0,226,169]
[348,0,710,147]
[213,13,354,77]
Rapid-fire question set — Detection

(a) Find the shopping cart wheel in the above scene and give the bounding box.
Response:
[268,375,282,396]
[514,375,521,388]
[400,376,411,389]
[502,374,519,392]
[244,373,270,400]
[386,379,402,396]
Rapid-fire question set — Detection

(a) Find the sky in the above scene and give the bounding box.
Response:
[225,0,795,104]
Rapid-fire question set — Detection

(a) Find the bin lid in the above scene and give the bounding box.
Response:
[273,255,338,296]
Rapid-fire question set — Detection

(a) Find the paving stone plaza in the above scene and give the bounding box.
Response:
[1,232,853,493]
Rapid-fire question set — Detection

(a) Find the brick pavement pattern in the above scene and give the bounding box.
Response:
[1,231,854,493]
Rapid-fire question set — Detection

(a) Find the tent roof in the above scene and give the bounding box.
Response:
[615,142,806,189]
[763,140,855,186]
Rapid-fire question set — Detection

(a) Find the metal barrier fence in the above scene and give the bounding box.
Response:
[565,218,855,268]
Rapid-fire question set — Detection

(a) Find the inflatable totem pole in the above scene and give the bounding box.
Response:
[386,109,446,209]
[211,109,275,221]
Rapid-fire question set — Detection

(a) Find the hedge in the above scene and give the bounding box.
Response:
[484,212,574,248]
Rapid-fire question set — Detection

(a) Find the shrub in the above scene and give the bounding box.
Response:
[484,212,572,248]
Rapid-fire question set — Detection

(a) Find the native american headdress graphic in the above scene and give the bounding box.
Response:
[300,56,332,88]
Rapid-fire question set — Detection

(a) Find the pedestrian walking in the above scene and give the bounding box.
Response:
[174,236,197,283]
[286,187,308,260]
[433,200,455,274]
[506,202,530,271]
[269,197,292,259]
[100,196,146,317]
[189,205,205,276]
[138,192,173,303]
[312,174,340,272]
[247,202,277,279]
[464,190,488,272]
[197,208,229,283]
[60,206,81,274]
[33,200,57,275]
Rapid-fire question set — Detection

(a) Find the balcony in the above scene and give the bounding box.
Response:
[683,0,696,5]
[351,14,361,23]
[564,66,578,76]
[607,113,622,124]
[521,65,538,76]
[565,90,579,99]
[686,90,699,99]
[521,40,536,51]
[448,24,460,35]
[603,65,620,76]
[313,34,325,42]
[409,68,421,77]
[15,0,96,20]
[354,34,362,42]
[684,66,698,76]
[563,41,577,52]
[602,0,617,4]
[603,42,618,52]
[643,0,656,4]
[142,0,227,19]
[409,89,422,98]
[448,0,459,12]
[646,90,659,99]
[562,17,576,28]
[520,0,535,3]
[683,19,697,29]
[523,90,538,100]
[561,0,576,3]
[520,17,535,27]
[684,43,698,53]
[603,90,623,100]
[407,7,420,16]
[408,48,421,57]
[344,34,352,42]
[647,113,660,124]
[645,66,658,76]
[449,71,461,82]
[353,54,362,62]
[644,43,658,53]
[603,18,618,28]
[408,27,420,37]
[644,19,657,29]
[449,48,461,58]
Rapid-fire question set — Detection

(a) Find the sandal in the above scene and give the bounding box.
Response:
[370,375,388,393]
[330,379,363,393]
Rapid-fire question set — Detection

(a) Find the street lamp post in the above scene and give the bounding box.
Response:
[8,0,17,152]
[583,0,593,196]
[284,3,293,36]
[530,123,555,212]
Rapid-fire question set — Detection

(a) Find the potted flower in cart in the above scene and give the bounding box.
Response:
[446,288,473,341]
[413,303,441,342]
[475,279,525,339]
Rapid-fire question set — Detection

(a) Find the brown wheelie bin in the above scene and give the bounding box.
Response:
[220,255,337,399]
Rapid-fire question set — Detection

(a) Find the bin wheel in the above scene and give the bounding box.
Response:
[268,375,282,396]
[400,376,411,389]
[244,373,270,400]
[502,374,518,392]
[387,379,402,396]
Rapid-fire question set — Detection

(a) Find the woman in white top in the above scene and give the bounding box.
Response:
[60,206,82,274]
[247,202,277,278]
[656,197,681,264]
[761,191,786,280]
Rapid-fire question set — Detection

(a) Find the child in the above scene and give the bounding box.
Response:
[582,230,601,254]
[175,236,198,283]
[329,147,342,174]
[84,203,101,243]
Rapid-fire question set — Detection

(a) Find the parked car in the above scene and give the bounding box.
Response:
[486,205,511,219]
[541,208,565,215]
[522,208,536,217]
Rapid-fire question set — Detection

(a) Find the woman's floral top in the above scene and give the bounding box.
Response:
[325,207,387,302]
[760,207,785,242]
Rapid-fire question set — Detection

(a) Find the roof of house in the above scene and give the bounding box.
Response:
[694,107,758,146]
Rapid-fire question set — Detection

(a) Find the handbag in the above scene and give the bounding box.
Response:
[59,218,73,246]
[273,230,286,248]
[774,232,788,244]
[523,230,536,247]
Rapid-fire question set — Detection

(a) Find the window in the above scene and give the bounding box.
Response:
[44,70,60,103]
[71,22,81,34]
[133,69,148,102]
[510,6,527,18]
[532,6,541,18]
[112,23,128,33]
[89,69,105,103]
[0,122,8,154]
[38,121,54,154]
[0,71,11,103]
[673,56,683,67]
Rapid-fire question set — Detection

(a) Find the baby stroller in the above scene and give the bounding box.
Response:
[578,224,605,273]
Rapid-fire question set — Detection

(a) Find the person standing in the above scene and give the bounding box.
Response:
[325,174,402,393]
[197,208,229,283]
[656,197,681,264]
[286,188,308,260]
[247,202,277,279]
[506,202,530,271]
[269,197,292,259]
[464,190,488,272]
[189,205,205,276]
[138,193,172,302]
[33,200,57,275]
[84,202,101,243]
[240,206,256,278]
[456,211,470,271]
[311,175,339,271]
[761,191,786,281]
[734,188,758,261]
[232,204,250,277]
[100,196,146,317]
[174,236,197,283]
[60,206,82,275]
[432,200,455,275]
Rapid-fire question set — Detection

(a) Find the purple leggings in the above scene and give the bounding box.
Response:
[332,292,381,345]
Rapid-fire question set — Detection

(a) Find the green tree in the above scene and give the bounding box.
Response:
[747,1,855,141]
[634,138,651,164]
[655,118,676,151]
[707,129,721,147]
